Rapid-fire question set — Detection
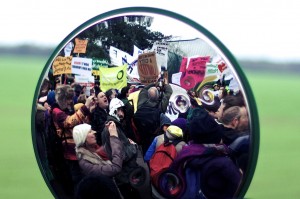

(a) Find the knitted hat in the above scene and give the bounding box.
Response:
[171,118,187,132]
[166,125,183,139]
[73,123,91,148]
[47,90,56,107]
[188,107,222,144]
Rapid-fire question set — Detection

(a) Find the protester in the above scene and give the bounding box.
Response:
[51,84,95,193]
[73,123,123,177]
[90,91,109,145]
[134,82,173,154]
[220,106,250,173]
[105,88,118,104]
[215,94,245,123]
[109,98,137,142]
[158,106,242,199]
[145,125,186,163]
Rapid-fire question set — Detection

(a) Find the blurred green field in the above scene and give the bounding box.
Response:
[0,55,300,199]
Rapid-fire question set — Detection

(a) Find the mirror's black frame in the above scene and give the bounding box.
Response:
[32,6,259,199]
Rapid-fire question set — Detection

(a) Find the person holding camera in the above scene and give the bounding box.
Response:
[134,79,173,155]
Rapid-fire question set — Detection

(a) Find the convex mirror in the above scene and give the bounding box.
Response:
[32,7,259,199]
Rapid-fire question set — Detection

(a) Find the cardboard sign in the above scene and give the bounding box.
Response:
[71,57,92,76]
[73,38,88,54]
[52,56,72,75]
[137,52,159,85]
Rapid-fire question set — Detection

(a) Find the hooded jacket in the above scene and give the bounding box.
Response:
[76,136,124,177]
[51,103,90,160]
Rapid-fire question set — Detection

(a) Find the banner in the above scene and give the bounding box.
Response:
[137,52,159,85]
[71,57,92,76]
[99,64,127,92]
[180,56,210,90]
[133,45,143,58]
[73,38,88,54]
[92,59,109,76]
[109,46,134,67]
[127,59,140,83]
[52,56,72,76]
[151,41,168,70]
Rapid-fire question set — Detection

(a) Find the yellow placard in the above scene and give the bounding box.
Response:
[73,38,88,54]
[99,65,127,92]
[52,56,72,75]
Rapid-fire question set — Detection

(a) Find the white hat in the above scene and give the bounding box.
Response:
[73,123,91,148]
[109,98,124,121]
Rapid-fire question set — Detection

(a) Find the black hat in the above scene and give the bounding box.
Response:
[188,107,222,144]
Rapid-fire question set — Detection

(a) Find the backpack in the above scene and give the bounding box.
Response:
[149,140,180,187]
[180,167,206,199]
[133,102,161,137]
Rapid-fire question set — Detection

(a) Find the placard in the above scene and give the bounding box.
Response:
[137,52,159,85]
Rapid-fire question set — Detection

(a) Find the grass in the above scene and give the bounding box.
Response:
[0,55,300,198]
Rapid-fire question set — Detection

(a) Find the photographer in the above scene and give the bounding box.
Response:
[134,75,173,155]
[137,78,172,114]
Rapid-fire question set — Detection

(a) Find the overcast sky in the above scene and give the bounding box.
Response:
[1,0,300,62]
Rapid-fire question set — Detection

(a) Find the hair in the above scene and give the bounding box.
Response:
[77,94,87,104]
[221,106,241,125]
[222,95,245,112]
[55,85,74,110]
[74,84,82,96]
[94,86,101,97]
[119,85,130,99]
[148,87,159,101]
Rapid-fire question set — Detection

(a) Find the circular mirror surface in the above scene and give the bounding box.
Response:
[32,7,259,199]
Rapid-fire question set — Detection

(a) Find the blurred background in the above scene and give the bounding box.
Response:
[0,0,299,198]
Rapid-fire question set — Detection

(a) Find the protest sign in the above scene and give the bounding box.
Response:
[92,59,109,76]
[52,56,72,76]
[71,57,92,76]
[137,52,159,85]
[73,38,88,54]
[151,41,168,70]
[180,56,210,90]
[109,46,134,67]
[205,63,220,78]
[64,42,74,56]
[75,75,95,96]
[99,64,127,92]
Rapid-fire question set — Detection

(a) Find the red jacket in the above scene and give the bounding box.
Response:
[52,105,90,160]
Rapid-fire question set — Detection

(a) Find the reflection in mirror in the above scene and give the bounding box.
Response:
[34,9,255,199]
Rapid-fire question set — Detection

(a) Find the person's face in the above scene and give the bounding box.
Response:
[162,125,169,132]
[110,90,117,99]
[97,92,108,109]
[216,102,225,122]
[85,131,97,146]
[218,87,225,98]
[116,108,125,121]
[237,106,249,132]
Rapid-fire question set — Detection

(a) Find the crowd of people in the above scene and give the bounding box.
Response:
[35,76,250,199]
